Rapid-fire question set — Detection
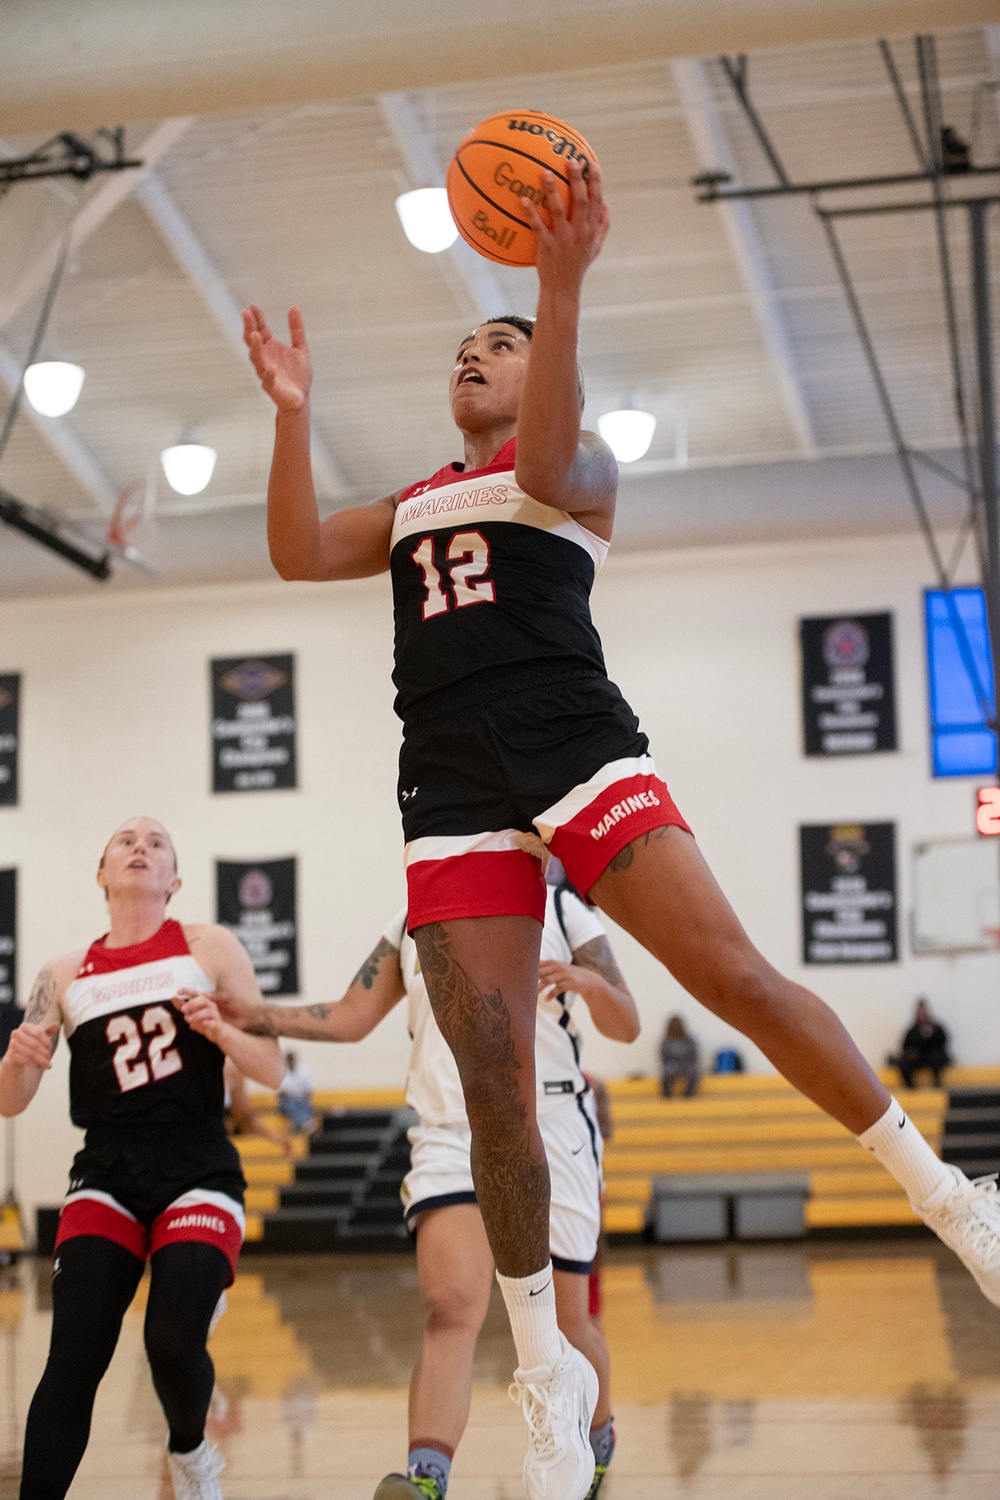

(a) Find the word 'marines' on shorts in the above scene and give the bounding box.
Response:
[591,790,661,840]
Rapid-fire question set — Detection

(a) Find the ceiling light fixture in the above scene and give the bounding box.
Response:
[395,188,459,253]
[23,361,85,418]
[160,442,217,496]
[597,409,657,464]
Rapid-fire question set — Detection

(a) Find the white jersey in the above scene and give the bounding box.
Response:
[383,887,606,1127]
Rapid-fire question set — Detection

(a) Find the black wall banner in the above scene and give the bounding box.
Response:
[800,822,897,965]
[0,870,18,1057]
[210,655,297,794]
[800,614,897,757]
[216,857,299,996]
[0,675,20,806]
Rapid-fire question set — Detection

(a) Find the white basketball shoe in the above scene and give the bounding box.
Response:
[167,1439,225,1500]
[509,1332,598,1500]
[917,1165,1000,1306]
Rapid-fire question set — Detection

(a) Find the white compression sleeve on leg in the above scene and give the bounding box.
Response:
[856,1095,950,1208]
[496,1262,562,1372]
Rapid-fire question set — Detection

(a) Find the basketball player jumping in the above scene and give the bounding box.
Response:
[198,874,634,1500]
[245,157,1000,1500]
[2,817,284,1500]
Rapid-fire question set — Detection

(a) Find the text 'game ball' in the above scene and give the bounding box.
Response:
[446,109,599,268]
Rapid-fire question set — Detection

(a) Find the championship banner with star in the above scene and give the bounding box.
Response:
[210,655,297,794]
[216,857,299,996]
[800,614,897,756]
[0,674,20,806]
[800,822,898,965]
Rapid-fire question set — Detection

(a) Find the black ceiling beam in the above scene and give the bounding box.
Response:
[0,489,111,580]
[0,129,142,189]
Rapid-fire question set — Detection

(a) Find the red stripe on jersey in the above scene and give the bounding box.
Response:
[548,774,691,898]
[407,849,546,928]
[56,1195,148,1260]
[76,918,192,978]
[150,1199,243,1282]
[398,438,517,505]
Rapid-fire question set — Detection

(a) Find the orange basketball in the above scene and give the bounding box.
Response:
[446,109,599,268]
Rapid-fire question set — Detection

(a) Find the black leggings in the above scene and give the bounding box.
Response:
[20,1235,231,1500]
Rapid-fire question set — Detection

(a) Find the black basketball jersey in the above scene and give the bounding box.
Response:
[61,920,226,1130]
[390,438,610,718]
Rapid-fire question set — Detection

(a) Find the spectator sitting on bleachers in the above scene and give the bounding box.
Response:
[660,1015,700,1098]
[892,999,951,1089]
[278,1050,315,1133]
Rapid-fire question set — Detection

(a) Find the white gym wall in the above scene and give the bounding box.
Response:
[2,525,998,1219]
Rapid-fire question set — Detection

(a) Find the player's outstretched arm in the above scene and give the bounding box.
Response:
[243,303,398,581]
[538,934,640,1043]
[213,934,405,1044]
[0,959,70,1116]
[515,158,616,526]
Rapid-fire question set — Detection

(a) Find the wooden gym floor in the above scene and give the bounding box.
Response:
[0,1237,997,1499]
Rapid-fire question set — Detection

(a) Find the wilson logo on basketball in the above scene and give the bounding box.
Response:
[506,120,590,171]
[590,791,661,840]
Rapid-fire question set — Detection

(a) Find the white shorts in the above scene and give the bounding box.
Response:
[401,1091,603,1273]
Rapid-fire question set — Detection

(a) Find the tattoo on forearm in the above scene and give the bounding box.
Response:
[573,936,628,991]
[414,922,549,1276]
[350,937,397,990]
[25,968,56,1025]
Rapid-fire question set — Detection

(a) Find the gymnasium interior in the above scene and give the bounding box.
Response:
[2,2,1000,1495]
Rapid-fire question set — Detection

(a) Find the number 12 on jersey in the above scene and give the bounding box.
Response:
[413,531,496,621]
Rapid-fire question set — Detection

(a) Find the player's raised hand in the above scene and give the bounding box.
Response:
[521,157,609,291]
[4,1022,59,1071]
[242,304,313,414]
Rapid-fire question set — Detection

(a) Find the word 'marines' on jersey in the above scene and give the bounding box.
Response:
[390,438,609,717]
[61,919,225,1129]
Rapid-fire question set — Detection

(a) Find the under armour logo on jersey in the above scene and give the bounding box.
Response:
[401,786,419,801]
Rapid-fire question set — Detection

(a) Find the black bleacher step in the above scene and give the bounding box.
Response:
[319,1109,397,1130]
[334,1222,411,1248]
[266,1205,354,1225]
[352,1201,407,1227]
[943,1109,1000,1133]
[942,1158,1000,1178]
[942,1133,1000,1155]
[309,1130,388,1155]
[295,1155,373,1181]
[280,1183,356,1209]
[948,1088,1000,1110]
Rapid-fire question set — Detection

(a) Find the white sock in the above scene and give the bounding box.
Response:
[856,1096,951,1208]
[496,1262,563,1372]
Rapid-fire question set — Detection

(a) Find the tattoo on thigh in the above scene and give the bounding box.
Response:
[414,923,549,1273]
[608,825,671,874]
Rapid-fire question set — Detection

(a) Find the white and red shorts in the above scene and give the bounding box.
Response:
[399,665,690,928]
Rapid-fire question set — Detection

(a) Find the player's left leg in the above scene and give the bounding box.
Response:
[588,826,1000,1303]
[146,1190,244,1500]
[145,1243,231,1499]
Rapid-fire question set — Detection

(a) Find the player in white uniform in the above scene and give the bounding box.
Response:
[208,881,637,1500]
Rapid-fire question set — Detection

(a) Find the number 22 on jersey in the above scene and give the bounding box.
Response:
[106,1005,183,1093]
[413,531,496,621]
